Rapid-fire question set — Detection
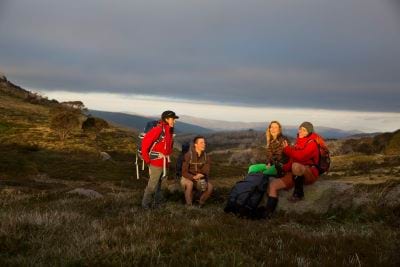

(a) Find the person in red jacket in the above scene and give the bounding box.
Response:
[282,121,320,201]
[141,110,178,209]
[261,121,319,219]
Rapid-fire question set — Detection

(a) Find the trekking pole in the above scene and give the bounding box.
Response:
[161,154,168,178]
[135,154,140,180]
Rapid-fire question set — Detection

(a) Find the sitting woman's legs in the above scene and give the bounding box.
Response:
[268,178,287,198]
[292,162,306,176]
[262,173,293,219]
[292,162,318,184]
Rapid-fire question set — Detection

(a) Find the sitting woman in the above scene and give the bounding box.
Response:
[262,121,320,219]
[248,120,289,176]
[265,120,290,176]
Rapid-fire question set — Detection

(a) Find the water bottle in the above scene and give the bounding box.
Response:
[199,178,207,192]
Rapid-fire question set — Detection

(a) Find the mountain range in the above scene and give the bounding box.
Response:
[90,110,363,139]
[0,73,371,139]
[89,110,213,134]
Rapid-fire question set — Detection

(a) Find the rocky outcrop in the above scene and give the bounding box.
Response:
[277,178,400,214]
[0,72,7,81]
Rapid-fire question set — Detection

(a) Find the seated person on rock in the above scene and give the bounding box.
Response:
[180,136,213,207]
[248,120,290,176]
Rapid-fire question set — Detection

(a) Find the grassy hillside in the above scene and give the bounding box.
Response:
[0,85,137,182]
[1,78,400,266]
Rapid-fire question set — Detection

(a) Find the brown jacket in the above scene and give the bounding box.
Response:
[182,148,211,181]
[267,135,289,165]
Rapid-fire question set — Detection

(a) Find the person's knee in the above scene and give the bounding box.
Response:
[145,180,159,193]
[268,180,279,195]
[269,178,289,195]
[292,163,305,175]
[269,179,279,191]
[183,179,193,191]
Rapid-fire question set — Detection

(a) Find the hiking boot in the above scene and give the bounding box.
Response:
[260,197,278,220]
[289,176,304,202]
[288,195,304,202]
[194,199,206,208]
[142,204,151,210]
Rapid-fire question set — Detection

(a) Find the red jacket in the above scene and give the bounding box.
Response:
[283,132,320,174]
[141,121,174,167]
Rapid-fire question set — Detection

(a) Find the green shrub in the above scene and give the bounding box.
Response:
[49,109,81,141]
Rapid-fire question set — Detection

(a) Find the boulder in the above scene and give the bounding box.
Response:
[276,178,400,214]
[100,152,111,161]
[67,188,103,199]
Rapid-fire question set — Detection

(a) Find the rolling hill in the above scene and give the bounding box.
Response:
[87,111,362,139]
[89,110,213,134]
[175,115,363,139]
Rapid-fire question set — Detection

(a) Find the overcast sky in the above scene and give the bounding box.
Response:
[1,0,399,131]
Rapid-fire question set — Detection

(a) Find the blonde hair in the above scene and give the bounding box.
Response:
[266,121,282,146]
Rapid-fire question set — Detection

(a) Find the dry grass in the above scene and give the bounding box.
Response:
[0,180,399,266]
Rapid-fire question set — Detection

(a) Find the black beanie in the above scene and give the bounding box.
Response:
[300,121,314,134]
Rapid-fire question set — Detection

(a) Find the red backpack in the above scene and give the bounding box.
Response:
[309,134,331,174]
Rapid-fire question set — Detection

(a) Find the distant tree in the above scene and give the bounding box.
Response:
[82,117,109,140]
[50,110,81,141]
[61,101,88,113]
[25,92,47,104]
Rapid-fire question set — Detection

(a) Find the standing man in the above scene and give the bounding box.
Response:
[141,110,179,209]
[181,136,213,207]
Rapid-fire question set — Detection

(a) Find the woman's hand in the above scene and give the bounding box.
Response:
[283,140,289,148]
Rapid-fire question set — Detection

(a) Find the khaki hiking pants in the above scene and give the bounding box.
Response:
[142,165,164,208]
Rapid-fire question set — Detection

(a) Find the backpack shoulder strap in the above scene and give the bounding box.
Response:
[154,122,166,142]
[306,139,320,165]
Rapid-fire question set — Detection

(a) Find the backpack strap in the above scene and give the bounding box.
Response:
[149,123,166,154]
[189,149,207,173]
[306,139,320,167]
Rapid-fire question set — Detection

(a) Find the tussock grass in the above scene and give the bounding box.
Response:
[0,186,399,266]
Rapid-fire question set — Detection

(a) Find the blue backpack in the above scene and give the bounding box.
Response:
[175,142,190,180]
[224,172,270,219]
